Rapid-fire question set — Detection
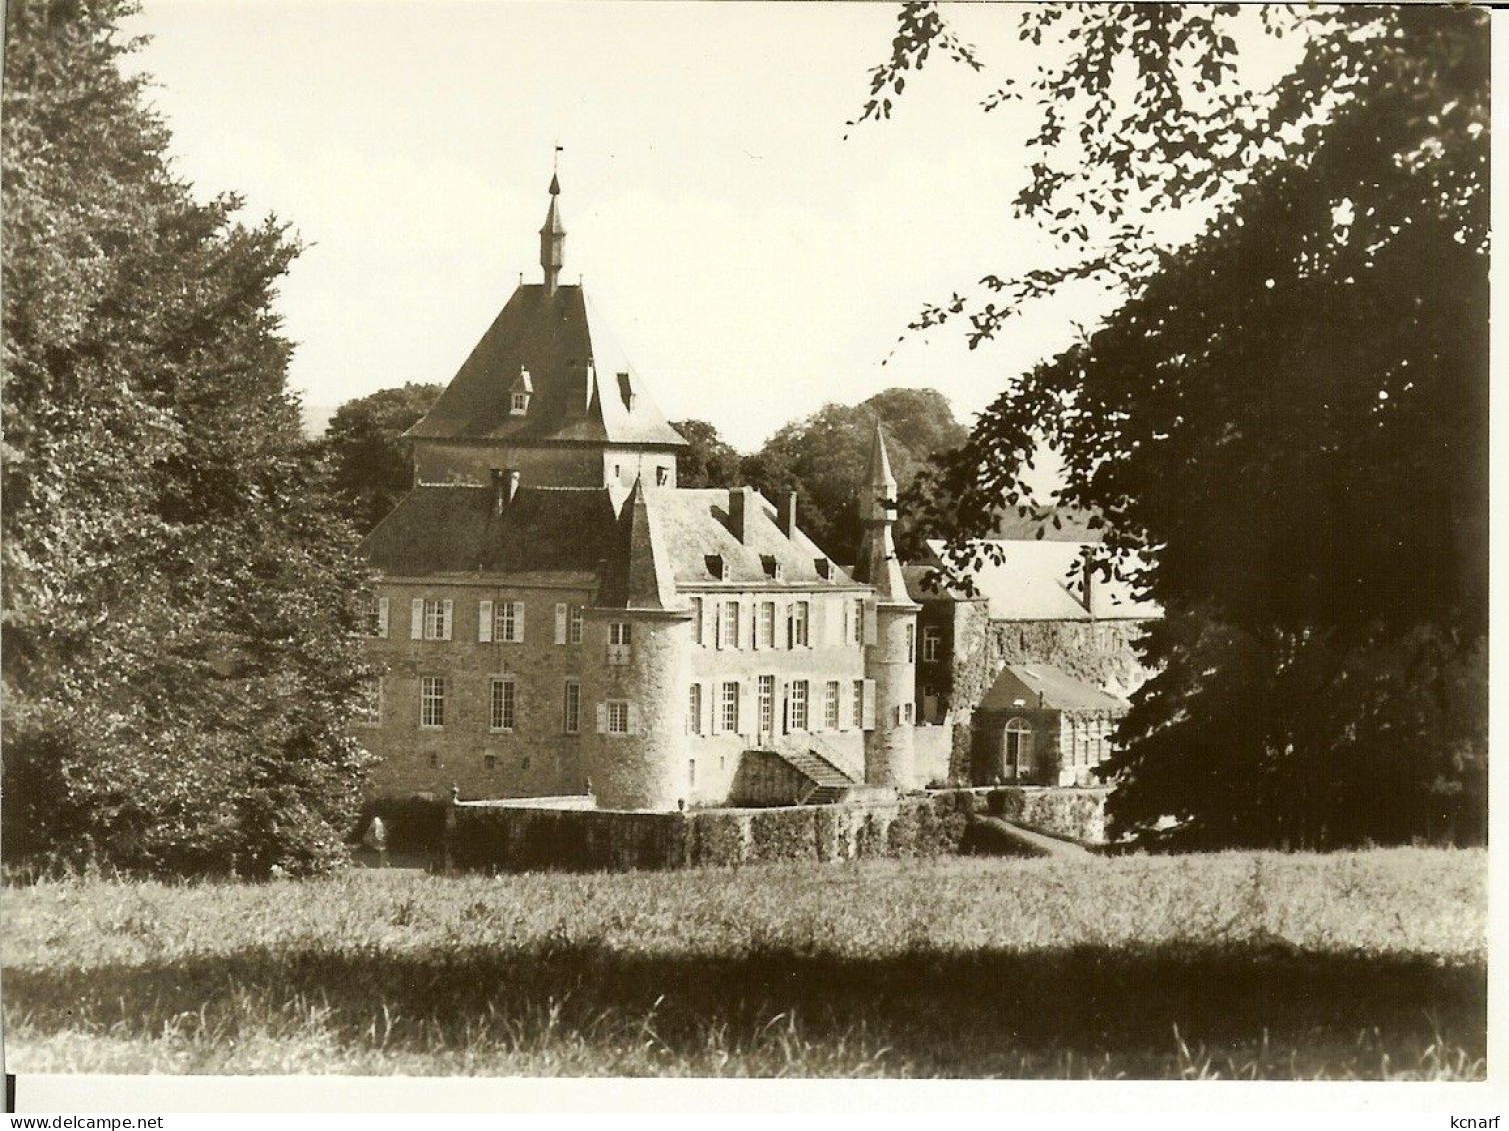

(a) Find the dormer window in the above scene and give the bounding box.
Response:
[761,554,782,581]
[705,553,727,581]
[617,371,636,412]
[814,558,834,580]
[510,367,534,416]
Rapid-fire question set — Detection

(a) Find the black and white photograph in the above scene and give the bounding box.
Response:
[0,0,1496,1110]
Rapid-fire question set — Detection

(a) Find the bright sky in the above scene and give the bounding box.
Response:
[120,1,1231,451]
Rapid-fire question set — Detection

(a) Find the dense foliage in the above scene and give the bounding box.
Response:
[2,0,373,877]
[321,382,441,535]
[738,387,967,561]
[668,418,742,490]
[859,5,1488,846]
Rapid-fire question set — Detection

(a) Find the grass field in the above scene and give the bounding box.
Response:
[1,848,1486,1078]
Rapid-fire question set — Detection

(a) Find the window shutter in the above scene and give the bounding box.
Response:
[512,601,526,643]
[781,680,791,734]
[377,597,389,637]
[738,680,753,737]
[441,599,454,641]
[555,603,568,645]
[478,600,493,643]
[410,598,424,640]
[627,701,642,736]
[700,599,712,646]
[862,600,879,646]
[785,605,795,650]
[596,703,607,734]
[826,598,841,646]
[750,602,761,651]
[840,682,851,731]
[862,679,877,729]
[710,687,723,735]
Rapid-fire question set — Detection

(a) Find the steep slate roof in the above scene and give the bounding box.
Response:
[404,284,686,448]
[910,539,1161,622]
[599,479,678,610]
[359,484,619,577]
[979,662,1128,714]
[648,488,856,588]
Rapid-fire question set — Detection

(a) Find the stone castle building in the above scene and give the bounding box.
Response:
[356,176,920,810]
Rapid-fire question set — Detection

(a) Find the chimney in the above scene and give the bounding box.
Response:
[729,487,750,544]
[491,468,520,516]
[1081,549,1097,619]
[780,492,798,539]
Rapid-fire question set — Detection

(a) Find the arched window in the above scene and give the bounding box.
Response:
[1004,717,1033,781]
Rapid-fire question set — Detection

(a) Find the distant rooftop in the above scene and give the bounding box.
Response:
[906,538,1161,623]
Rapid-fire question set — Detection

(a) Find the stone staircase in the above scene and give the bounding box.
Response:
[770,746,859,805]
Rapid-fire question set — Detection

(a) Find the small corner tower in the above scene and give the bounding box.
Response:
[854,424,920,789]
[540,172,566,295]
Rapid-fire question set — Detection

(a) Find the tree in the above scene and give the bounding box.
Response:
[859,5,1487,846]
[323,382,442,534]
[742,387,967,561]
[669,418,742,489]
[2,0,373,877]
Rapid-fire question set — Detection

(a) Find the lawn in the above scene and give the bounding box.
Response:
[0,848,1486,1078]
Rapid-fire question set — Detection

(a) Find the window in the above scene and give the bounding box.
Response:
[758,674,775,736]
[420,676,445,728]
[428,752,439,769]
[688,758,696,786]
[852,679,865,729]
[824,680,840,730]
[688,683,702,735]
[564,680,581,734]
[656,466,670,487]
[922,626,941,663]
[511,392,529,415]
[905,623,916,664]
[853,598,864,644]
[720,681,740,734]
[791,601,810,648]
[719,601,740,650]
[419,598,451,641]
[484,753,498,770]
[900,702,915,724]
[759,601,776,650]
[790,679,809,731]
[366,596,389,638]
[357,678,382,727]
[569,605,585,645]
[493,600,524,643]
[606,700,630,735]
[607,621,632,664]
[1005,718,1034,780]
[490,677,516,732]
[691,598,703,646]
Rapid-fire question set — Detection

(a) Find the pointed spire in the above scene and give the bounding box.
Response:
[539,172,566,295]
[860,424,898,527]
[606,476,674,610]
[855,424,910,605]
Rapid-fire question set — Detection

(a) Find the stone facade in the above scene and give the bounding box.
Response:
[360,578,594,800]
[414,439,679,492]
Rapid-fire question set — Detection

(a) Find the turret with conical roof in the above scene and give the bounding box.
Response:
[854,424,919,790]
[854,424,910,605]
